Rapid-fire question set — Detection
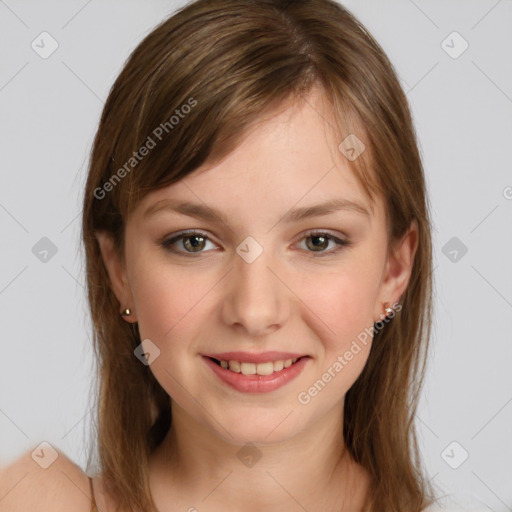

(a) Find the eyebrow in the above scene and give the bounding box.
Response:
[143,198,371,224]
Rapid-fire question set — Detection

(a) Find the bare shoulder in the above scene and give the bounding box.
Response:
[0,445,92,512]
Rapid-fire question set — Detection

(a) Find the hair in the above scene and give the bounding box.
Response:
[82,0,437,510]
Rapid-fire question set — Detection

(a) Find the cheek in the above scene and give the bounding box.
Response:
[292,259,383,396]
[129,259,210,344]
[128,260,218,403]
[298,263,381,346]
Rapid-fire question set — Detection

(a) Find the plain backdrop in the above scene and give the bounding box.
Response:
[1,1,511,510]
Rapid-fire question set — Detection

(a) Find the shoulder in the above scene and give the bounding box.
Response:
[0,445,93,512]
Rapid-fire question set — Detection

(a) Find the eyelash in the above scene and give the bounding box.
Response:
[160,229,351,257]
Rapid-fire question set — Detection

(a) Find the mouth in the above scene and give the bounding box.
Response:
[202,354,310,393]
[205,355,309,376]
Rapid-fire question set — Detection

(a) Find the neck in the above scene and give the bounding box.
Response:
[149,401,369,512]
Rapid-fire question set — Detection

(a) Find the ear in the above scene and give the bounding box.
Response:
[95,230,137,323]
[374,220,418,321]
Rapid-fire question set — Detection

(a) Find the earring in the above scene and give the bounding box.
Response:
[383,302,394,317]
[121,308,131,317]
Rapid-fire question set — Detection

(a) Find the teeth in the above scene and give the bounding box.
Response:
[229,360,241,372]
[274,360,284,371]
[240,362,256,375]
[255,362,274,376]
[217,357,300,375]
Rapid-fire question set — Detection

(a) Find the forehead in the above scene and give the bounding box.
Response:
[133,89,383,226]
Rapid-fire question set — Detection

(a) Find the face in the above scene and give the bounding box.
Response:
[98,88,417,446]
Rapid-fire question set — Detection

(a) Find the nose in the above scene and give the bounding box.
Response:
[220,247,290,337]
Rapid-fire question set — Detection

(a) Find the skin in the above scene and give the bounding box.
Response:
[96,87,418,512]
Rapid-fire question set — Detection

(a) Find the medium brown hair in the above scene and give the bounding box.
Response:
[82,0,436,510]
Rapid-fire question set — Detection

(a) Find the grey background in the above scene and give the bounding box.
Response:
[1,0,511,510]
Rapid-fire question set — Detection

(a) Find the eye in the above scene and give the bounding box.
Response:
[160,229,350,257]
[161,230,217,254]
[297,230,350,256]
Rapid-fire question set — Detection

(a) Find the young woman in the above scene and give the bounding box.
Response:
[1,0,440,510]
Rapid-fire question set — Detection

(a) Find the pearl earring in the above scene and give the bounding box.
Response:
[121,308,131,317]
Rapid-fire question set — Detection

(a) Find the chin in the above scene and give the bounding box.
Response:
[206,406,303,446]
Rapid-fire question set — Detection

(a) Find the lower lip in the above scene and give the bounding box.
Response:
[202,356,309,393]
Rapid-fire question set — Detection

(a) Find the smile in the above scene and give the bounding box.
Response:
[202,354,310,393]
[214,357,300,375]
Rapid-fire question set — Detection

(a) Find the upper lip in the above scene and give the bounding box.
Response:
[203,351,308,363]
